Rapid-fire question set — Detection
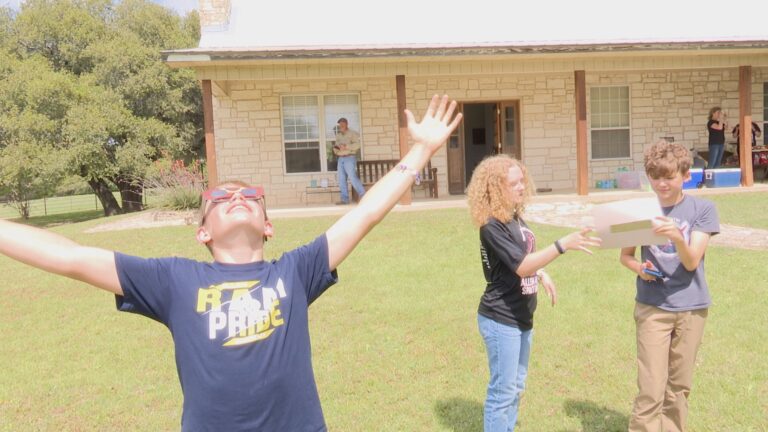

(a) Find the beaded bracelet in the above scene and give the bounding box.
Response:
[397,164,421,185]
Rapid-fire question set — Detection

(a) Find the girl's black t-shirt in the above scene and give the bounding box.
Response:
[477,217,539,330]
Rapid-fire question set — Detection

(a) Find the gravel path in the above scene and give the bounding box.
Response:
[84,196,767,251]
[524,201,768,251]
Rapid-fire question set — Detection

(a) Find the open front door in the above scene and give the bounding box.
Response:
[447,103,465,195]
[499,102,521,159]
[446,101,520,195]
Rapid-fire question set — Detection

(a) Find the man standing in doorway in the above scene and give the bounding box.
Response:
[334,117,366,205]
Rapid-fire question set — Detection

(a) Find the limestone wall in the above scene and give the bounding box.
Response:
[209,66,768,205]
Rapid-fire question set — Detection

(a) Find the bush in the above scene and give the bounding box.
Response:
[144,159,205,210]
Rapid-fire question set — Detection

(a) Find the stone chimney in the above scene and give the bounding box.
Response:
[198,0,231,31]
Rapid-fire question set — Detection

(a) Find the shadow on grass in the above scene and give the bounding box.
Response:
[557,399,629,432]
[10,209,105,228]
[434,397,483,432]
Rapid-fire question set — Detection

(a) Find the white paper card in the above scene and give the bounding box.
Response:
[592,198,667,248]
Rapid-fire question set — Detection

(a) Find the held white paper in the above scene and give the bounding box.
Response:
[591,198,668,248]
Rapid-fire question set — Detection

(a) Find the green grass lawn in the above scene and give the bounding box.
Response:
[704,191,768,230]
[0,199,766,431]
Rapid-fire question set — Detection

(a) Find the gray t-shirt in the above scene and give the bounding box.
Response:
[637,195,720,311]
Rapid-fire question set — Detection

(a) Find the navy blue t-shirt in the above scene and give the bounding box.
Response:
[114,235,337,431]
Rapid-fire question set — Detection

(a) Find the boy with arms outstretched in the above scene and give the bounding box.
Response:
[0,95,462,431]
[620,140,720,432]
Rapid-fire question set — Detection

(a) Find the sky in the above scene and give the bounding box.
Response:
[4,0,767,48]
[199,0,768,49]
[1,0,197,16]
[151,0,196,15]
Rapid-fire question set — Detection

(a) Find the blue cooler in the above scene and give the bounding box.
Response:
[704,168,741,188]
[683,168,703,189]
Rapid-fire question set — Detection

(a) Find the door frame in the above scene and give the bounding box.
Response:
[447,100,521,195]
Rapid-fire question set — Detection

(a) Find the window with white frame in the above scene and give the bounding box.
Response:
[590,86,630,159]
[281,94,361,174]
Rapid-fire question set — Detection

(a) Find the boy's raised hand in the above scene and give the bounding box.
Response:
[326,94,464,271]
[405,94,463,153]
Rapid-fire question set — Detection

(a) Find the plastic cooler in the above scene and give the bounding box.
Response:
[683,168,703,189]
[704,168,741,188]
[616,171,640,189]
[616,170,652,190]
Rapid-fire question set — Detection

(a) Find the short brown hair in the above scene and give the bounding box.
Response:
[644,140,692,179]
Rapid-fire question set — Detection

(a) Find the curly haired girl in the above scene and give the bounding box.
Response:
[467,154,601,432]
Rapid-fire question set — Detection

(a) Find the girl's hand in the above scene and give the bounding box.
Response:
[538,270,557,306]
[558,227,602,255]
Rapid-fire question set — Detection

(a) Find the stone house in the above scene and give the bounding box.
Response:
[165,0,768,206]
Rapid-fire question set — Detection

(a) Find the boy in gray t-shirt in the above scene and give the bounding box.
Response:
[620,140,720,432]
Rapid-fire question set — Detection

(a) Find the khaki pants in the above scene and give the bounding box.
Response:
[628,303,708,432]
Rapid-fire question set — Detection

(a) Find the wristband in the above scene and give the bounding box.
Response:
[554,239,565,254]
[397,164,421,185]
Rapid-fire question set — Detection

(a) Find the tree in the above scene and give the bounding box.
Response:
[63,82,181,215]
[12,0,111,75]
[3,0,203,215]
[0,140,61,219]
[0,6,13,49]
[0,52,69,218]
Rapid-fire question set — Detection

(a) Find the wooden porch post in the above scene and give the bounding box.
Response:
[574,70,588,195]
[738,66,754,187]
[396,74,412,205]
[202,79,218,187]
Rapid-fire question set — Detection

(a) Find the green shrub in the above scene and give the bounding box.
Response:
[144,159,205,210]
[149,186,201,210]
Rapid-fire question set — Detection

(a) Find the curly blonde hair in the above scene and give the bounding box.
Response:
[467,155,533,227]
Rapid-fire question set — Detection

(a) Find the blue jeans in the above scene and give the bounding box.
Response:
[707,144,724,169]
[337,156,366,203]
[478,314,533,432]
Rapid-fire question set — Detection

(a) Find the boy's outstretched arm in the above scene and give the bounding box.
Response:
[325,94,463,270]
[0,220,122,294]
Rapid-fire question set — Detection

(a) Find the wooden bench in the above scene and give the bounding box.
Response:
[352,159,438,200]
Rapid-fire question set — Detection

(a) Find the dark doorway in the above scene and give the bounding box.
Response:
[447,101,520,194]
